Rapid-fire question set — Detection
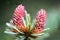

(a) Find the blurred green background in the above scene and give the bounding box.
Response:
[0,0,60,40]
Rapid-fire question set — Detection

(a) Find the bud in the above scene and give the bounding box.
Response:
[13,4,25,32]
[32,9,46,34]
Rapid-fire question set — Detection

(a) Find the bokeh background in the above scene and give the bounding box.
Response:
[0,0,60,40]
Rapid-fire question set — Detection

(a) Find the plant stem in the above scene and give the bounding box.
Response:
[24,37,29,40]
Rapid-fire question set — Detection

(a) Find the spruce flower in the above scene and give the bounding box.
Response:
[4,4,50,40]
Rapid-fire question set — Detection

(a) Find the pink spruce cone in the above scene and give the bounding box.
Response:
[13,4,27,32]
[32,9,46,34]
